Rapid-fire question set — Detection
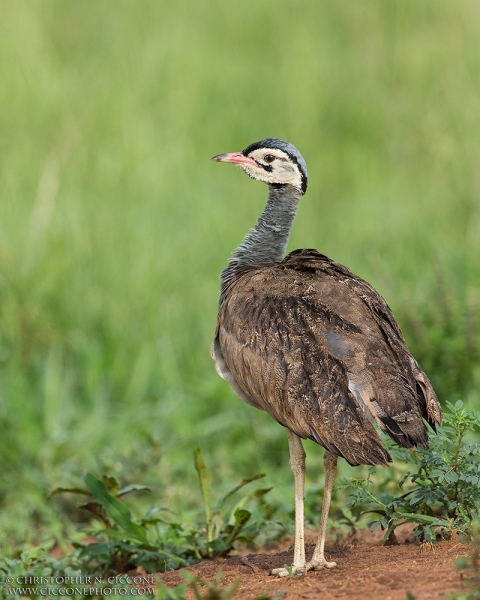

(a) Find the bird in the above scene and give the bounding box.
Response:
[210,138,441,576]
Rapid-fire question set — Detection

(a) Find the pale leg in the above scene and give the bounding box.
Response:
[306,450,337,570]
[271,429,306,576]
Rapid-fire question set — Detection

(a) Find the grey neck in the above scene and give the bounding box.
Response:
[221,185,302,293]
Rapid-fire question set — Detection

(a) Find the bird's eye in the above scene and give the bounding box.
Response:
[264,154,276,163]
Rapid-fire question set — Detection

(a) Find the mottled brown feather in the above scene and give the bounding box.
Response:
[213,249,441,467]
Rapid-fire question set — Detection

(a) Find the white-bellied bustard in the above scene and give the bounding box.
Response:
[211,138,441,576]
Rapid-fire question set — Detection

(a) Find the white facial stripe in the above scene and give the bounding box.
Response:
[240,148,304,190]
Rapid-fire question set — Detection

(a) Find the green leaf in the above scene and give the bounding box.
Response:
[93,528,154,547]
[396,512,451,527]
[453,557,469,570]
[48,486,92,498]
[228,487,272,524]
[78,542,117,557]
[224,509,251,546]
[118,484,152,497]
[194,447,212,542]
[439,426,456,435]
[445,471,458,483]
[219,473,265,508]
[155,580,188,600]
[101,475,120,496]
[83,472,147,543]
[207,539,229,552]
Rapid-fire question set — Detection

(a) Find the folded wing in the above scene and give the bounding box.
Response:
[213,249,441,466]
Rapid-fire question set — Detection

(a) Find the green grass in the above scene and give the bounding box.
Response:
[0,0,480,554]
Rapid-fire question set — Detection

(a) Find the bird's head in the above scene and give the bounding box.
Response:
[212,138,308,195]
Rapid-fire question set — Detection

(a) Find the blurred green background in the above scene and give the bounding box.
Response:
[1,0,479,549]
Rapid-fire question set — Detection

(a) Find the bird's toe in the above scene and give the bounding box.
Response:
[306,559,337,571]
[271,565,306,577]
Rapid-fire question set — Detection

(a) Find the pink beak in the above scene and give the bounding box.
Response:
[211,152,258,167]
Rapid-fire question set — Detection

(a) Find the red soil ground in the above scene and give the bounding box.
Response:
[158,530,472,600]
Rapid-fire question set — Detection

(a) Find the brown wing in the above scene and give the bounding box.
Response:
[281,250,441,434]
[213,249,441,467]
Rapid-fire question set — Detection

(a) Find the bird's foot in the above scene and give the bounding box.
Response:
[306,557,336,571]
[271,565,306,577]
[271,557,336,577]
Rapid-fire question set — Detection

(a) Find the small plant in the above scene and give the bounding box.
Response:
[154,579,188,600]
[52,472,188,573]
[338,401,480,543]
[51,474,152,529]
[182,571,239,600]
[0,543,86,600]
[193,447,272,558]
[0,544,157,600]
[326,507,362,546]
[155,570,284,600]
[47,450,273,575]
